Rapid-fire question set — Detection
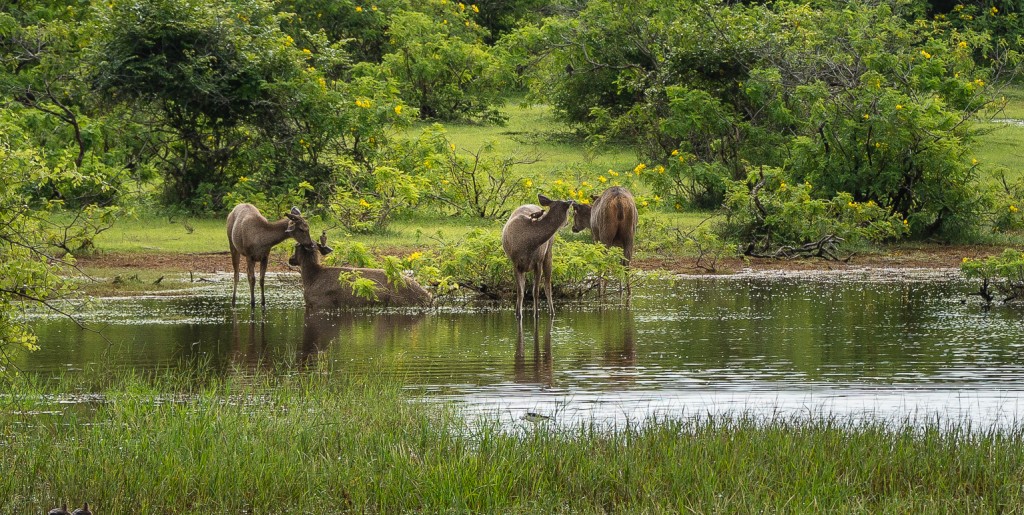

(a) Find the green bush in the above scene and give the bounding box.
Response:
[429,229,625,301]
[721,168,909,258]
[961,249,1024,305]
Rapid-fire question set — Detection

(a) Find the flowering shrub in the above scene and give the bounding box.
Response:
[721,168,909,257]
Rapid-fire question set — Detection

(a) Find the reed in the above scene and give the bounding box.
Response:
[3,369,1024,512]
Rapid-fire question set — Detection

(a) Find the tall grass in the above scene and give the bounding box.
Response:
[4,369,1024,512]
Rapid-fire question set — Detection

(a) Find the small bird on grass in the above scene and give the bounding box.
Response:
[522,411,551,423]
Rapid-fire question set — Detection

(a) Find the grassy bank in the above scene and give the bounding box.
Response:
[4,370,1024,512]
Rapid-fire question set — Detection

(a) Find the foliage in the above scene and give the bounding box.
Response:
[366,9,512,122]
[960,248,1024,306]
[0,121,121,384]
[429,228,624,301]
[721,168,909,258]
[517,0,1020,240]
[415,126,535,219]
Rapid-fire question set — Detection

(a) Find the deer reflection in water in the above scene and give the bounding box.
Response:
[514,317,554,387]
[600,309,637,373]
[297,309,428,368]
[230,311,270,370]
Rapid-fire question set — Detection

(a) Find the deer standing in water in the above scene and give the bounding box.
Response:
[571,186,638,295]
[288,232,432,310]
[501,194,574,319]
[227,203,315,308]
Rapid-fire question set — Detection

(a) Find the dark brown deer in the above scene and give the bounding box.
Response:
[501,194,574,319]
[288,233,432,310]
[571,186,638,295]
[227,203,318,308]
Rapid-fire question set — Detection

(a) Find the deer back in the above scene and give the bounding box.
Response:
[589,187,637,248]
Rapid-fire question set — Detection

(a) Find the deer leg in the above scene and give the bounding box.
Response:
[531,265,542,320]
[230,247,241,307]
[246,259,257,308]
[259,256,269,309]
[514,270,526,320]
[542,256,554,316]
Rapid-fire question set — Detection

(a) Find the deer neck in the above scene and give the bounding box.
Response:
[255,217,294,249]
[298,251,326,286]
[525,206,569,247]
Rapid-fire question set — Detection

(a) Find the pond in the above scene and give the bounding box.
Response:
[18,269,1024,429]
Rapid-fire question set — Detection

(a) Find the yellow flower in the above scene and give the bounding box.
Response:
[524,179,533,187]
[372,5,378,11]
[609,170,619,177]
[394,105,403,115]
[975,78,985,87]
[408,251,423,261]
[863,114,870,120]
[963,257,970,263]
[652,195,661,203]
[359,198,371,208]
[671,149,679,156]
[780,182,787,189]
[472,4,479,13]
[959,41,968,49]
[675,203,682,211]
[581,181,590,187]
[991,6,998,15]
[598,176,607,183]
[1011,205,1019,213]
[655,165,665,174]
[458,2,465,11]
[355,6,363,12]
[920,50,931,59]
[317,77,326,89]
[895,104,903,110]
[239,176,250,183]
[633,163,646,175]
[972,158,979,165]
[903,219,909,225]
[641,201,649,207]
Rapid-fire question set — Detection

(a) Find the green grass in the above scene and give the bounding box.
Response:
[5,369,1024,512]
[417,99,639,182]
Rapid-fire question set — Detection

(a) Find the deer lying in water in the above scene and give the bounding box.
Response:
[501,194,574,319]
[288,233,432,310]
[227,203,316,308]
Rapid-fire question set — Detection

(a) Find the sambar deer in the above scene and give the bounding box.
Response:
[227,203,316,309]
[501,194,574,319]
[288,232,432,310]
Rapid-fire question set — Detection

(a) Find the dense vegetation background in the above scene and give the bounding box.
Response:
[2,0,1024,361]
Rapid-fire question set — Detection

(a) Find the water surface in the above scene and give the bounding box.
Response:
[20,269,1024,429]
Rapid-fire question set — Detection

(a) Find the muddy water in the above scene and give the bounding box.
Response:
[19,269,1024,428]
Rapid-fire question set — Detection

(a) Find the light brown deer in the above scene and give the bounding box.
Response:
[227,203,316,308]
[571,186,638,295]
[501,194,574,319]
[288,233,432,310]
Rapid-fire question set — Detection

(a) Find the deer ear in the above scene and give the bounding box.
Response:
[285,221,295,233]
[537,194,552,206]
[290,206,302,216]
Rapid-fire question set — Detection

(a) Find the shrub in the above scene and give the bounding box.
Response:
[721,168,909,259]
